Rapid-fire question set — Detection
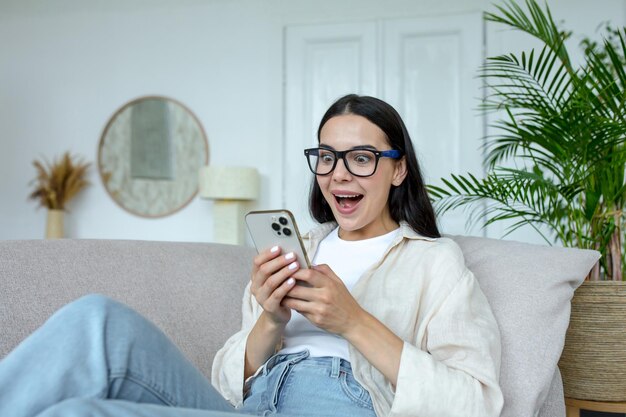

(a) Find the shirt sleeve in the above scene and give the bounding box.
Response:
[390,263,504,417]
[211,281,260,407]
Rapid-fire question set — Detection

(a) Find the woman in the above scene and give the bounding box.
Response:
[0,95,502,417]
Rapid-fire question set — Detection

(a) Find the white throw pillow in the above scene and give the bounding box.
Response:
[450,235,599,417]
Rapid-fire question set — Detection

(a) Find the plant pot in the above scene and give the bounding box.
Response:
[559,281,626,401]
[45,209,64,239]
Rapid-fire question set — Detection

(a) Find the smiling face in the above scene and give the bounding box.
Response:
[317,114,407,241]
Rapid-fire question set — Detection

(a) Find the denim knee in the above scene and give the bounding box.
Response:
[57,294,128,322]
[65,293,120,313]
[48,294,136,339]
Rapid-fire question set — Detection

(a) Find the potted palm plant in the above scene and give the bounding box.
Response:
[427,0,626,401]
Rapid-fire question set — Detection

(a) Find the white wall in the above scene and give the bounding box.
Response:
[1,0,284,241]
[1,0,624,243]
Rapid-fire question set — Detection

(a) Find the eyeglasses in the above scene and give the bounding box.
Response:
[304,147,403,177]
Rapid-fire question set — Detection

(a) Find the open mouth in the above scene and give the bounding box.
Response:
[334,193,364,209]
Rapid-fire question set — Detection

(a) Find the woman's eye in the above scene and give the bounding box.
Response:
[320,153,335,164]
[352,153,373,164]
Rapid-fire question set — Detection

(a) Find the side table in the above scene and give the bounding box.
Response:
[566,397,626,416]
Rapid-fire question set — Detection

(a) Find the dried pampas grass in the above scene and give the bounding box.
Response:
[29,152,91,210]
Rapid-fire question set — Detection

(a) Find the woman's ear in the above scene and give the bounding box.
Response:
[392,157,408,186]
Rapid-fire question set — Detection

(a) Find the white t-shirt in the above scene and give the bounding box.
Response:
[277,226,400,359]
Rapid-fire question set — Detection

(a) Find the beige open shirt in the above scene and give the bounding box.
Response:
[212,222,503,417]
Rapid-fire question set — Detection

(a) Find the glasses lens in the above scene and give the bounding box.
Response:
[308,149,335,175]
[345,150,377,176]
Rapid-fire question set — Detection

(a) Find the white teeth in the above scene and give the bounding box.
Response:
[335,194,360,198]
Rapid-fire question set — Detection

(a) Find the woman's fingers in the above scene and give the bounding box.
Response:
[256,260,299,301]
[252,246,281,275]
[285,264,363,335]
[288,263,334,289]
[250,247,304,325]
[267,276,297,309]
[259,262,301,325]
[251,246,286,292]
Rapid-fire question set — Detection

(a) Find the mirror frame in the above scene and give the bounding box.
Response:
[98,95,209,218]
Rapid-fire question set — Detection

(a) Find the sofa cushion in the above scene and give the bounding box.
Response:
[0,239,256,377]
[451,235,599,417]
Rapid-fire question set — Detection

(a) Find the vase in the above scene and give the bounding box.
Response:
[559,281,626,401]
[45,209,64,239]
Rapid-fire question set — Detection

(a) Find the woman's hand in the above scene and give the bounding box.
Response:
[250,246,300,326]
[283,264,366,336]
[245,246,302,379]
[285,264,404,387]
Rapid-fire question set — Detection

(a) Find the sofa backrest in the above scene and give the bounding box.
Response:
[0,239,255,376]
[0,237,599,417]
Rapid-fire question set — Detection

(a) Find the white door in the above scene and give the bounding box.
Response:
[284,22,378,234]
[382,13,484,235]
[285,13,485,236]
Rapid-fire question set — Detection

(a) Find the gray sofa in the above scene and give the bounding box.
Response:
[0,237,599,416]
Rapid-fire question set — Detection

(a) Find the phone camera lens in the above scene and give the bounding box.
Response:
[283,227,292,236]
[271,223,281,231]
[279,216,288,226]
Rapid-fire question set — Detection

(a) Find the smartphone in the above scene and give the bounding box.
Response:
[245,209,311,269]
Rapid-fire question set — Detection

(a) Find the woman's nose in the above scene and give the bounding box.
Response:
[332,158,353,181]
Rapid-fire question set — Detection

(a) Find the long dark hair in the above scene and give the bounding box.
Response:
[308,94,441,238]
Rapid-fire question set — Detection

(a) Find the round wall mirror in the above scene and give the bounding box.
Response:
[98,96,209,217]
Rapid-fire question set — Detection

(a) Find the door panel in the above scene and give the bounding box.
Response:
[285,14,485,236]
[285,22,378,233]
[382,13,484,235]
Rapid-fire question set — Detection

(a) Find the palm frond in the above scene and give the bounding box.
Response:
[583,30,626,121]
[485,0,572,71]
[428,170,567,233]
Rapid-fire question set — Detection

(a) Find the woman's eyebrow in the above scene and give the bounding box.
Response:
[318,144,377,151]
[350,145,377,151]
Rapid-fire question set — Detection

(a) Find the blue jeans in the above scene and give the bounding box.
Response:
[241,352,376,417]
[0,295,376,417]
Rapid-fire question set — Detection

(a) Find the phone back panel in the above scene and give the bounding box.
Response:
[245,209,311,268]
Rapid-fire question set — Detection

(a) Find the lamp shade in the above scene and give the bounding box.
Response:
[198,166,260,200]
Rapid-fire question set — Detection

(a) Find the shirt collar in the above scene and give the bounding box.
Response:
[304,221,437,244]
[398,221,438,242]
